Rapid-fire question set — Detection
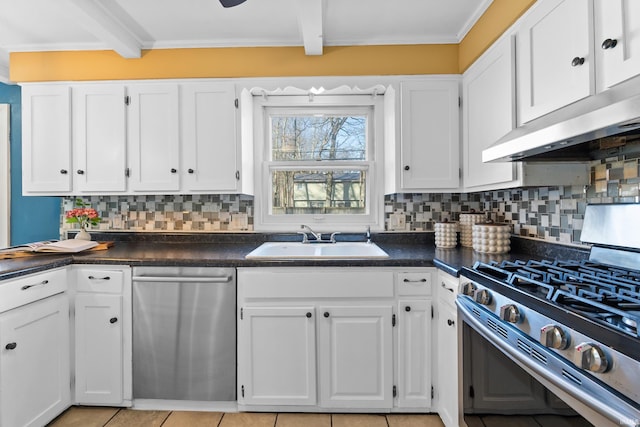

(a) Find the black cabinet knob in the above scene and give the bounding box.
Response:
[323,312,330,318]
[571,56,585,67]
[405,306,411,312]
[188,168,195,174]
[5,342,17,350]
[170,168,177,173]
[77,169,85,175]
[447,319,455,326]
[404,165,410,171]
[60,169,68,174]
[109,317,118,324]
[601,38,618,50]
[306,312,312,318]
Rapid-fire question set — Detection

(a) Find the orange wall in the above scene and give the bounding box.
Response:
[459,0,536,72]
[10,2,535,82]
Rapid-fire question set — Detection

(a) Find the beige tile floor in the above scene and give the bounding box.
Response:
[47,407,446,427]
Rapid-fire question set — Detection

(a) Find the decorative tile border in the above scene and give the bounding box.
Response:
[60,155,640,246]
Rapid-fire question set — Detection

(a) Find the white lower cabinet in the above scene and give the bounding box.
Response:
[237,267,433,412]
[0,269,70,427]
[436,270,460,427]
[397,299,431,408]
[319,305,393,409]
[240,306,317,406]
[73,266,132,407]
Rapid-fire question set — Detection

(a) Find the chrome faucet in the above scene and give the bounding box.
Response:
[300,224,322,242]
[366,225,371,244]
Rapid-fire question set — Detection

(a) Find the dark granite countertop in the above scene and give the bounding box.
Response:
[0,232,590,281]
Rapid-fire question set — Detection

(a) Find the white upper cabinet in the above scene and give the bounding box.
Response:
[517,0,594,124]
[127,84,181,192]
[463,36,517,190]
[73,85,127,193]
[398,79,460,191]
[21,85,72,194]
[594,0,640,91]
[181,83,239,192]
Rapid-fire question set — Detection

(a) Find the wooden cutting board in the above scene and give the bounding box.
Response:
[0,241,114,260]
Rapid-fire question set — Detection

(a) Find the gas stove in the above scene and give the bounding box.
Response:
[458,204,640,427]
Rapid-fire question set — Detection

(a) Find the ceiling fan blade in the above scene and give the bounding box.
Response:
[220,0,247,7]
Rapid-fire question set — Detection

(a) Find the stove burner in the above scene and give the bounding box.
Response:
[472,259,640,338]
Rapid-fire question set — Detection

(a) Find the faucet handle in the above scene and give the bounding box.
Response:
[297,231,309,243]
[329,232,341,243]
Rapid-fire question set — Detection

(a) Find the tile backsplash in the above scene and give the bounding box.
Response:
[61,155,640,246]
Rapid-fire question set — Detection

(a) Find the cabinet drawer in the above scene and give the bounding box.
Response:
[75,268,124,293]
[0,268,68,313]
[396,271,432,296]
[438,271,459,308]
[239,268,394,299]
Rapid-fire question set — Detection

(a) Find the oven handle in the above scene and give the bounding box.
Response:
[457,298,640,427]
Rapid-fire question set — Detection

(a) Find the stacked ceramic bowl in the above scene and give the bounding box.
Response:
[459,213,487,247]
[434,221,458,249]
[472,223,511,254]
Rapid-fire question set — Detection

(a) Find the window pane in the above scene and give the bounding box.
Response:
[272,170,366,215]
[271,115,366,161]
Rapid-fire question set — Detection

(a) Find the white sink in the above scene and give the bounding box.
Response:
[245,241,389,260]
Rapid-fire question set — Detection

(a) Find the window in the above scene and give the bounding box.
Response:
[252,92,385,232]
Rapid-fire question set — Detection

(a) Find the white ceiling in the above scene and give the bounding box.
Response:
[0,0,493,82]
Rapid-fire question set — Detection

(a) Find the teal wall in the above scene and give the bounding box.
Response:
[0,82,60,245]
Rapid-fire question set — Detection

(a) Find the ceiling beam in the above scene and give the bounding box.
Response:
[68,0,141,59]
[295,0,324,55]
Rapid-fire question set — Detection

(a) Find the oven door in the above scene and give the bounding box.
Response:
[457,295,640,427]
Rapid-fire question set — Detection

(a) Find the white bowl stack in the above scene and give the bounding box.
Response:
[434,221,458,248]
[459,213,486,247]
[472,223,511,254]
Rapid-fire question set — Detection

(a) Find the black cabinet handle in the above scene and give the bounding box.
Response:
[188,168,195,174]
[323,312,330,318]
[77,169,85,175]
[404,278,427,283]
[88,276,110,280]
[601,38,618,50]
[306,312,312,318]
[60,169,68,175]
[5,342,17,350]
[405,306,411,312]
[404,165,410,171]
[21,280,49,291]
[441,282,454,293]
[447,319,455,326]
[571,56,585,67]
[109,317,118,324]
[170,168,177,173]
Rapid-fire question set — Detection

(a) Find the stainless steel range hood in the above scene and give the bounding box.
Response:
[483,75,640,162]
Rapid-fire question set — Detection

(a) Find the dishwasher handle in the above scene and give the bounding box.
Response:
[132,275,232,283]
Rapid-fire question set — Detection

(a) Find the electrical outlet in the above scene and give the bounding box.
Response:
[389,213,406,231]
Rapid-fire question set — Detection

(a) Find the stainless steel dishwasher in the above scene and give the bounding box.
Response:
[132,266,236,401]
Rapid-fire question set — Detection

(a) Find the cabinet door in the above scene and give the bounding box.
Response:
[75,293,123,405]
[181,83,239,192]
[0,294,70,427]
[397,299,431,408]
[21,85,72,193]
[518,0,594,124]
[73,85,127,193]
[127,84,180,192]
[595,0,640,91]
[466,325,548,412]
[239,306,316,406]
[400,80,460,190]
[318,305,393,409]
[437,300,459,427]
[463,37,517,190]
